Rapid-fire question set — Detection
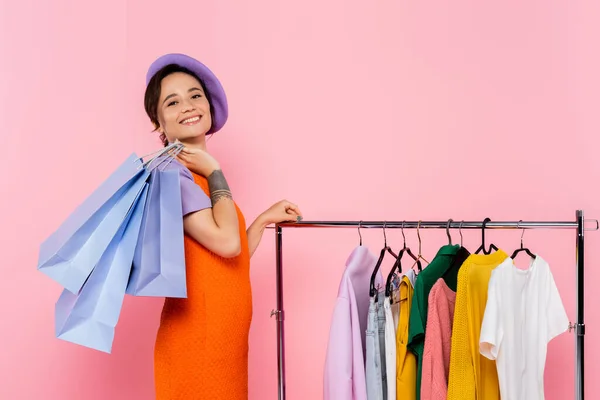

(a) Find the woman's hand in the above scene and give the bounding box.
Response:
[175,145,221,177]
[259,199,303,225]
[246,200,303,258]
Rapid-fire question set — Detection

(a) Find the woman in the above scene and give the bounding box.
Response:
[144,53,302,399]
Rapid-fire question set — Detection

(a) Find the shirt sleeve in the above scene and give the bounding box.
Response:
[545,267,569,343]
[154,157,212,216]
[479,269,502,360]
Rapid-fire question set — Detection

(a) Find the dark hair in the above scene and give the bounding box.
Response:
[144,64,213,147]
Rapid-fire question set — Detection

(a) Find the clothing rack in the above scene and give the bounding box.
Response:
[270,210,598,400]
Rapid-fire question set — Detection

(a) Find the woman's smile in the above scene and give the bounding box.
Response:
[180,115,202,125]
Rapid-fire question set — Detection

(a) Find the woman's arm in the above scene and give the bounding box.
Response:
[246,213,268,258]
[246,200,303,258]
[184,169,241,258]
[174,143,302,258]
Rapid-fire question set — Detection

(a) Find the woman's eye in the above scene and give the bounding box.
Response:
[167,101,177,107]
[192,94,202,99]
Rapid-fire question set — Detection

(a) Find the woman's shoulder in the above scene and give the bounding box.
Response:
[151,155,210,193]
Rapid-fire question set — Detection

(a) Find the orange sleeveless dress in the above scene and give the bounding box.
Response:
[154,172,253,400]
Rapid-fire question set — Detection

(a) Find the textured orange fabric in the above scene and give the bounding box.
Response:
[154,172,253,400]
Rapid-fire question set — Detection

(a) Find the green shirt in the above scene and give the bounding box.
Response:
[408,244,460,400]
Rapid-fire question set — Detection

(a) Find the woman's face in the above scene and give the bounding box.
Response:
[156,72,212,144]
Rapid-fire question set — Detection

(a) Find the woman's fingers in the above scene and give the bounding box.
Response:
[175,152,190,167]
[285,203,302,216]
[283,202,303,221]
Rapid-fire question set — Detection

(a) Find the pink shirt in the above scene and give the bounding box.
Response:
[323,245,381,400]
[421,278,456,400]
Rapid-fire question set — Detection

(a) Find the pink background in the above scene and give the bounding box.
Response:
[1,0,599,399]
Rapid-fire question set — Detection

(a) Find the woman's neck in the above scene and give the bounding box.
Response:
[179,135,207,151]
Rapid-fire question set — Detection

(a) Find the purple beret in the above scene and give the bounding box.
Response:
[146,53,228,135]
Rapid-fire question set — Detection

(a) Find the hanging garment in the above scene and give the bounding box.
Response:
[378,292,388,400]
[384,299,396,399]
[420,278,456,400]
[440,245,470,292]
[479,255,569,400]
[391,274,401,328]
[408,244,460,400]
[396,269,417,400]
[384,273,401,400]
[447,250,508,400]
[366,290,387,400]
[324,245,379,400]
[366,296,382,400]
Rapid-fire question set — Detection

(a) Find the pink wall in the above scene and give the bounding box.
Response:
[1,0,599,399]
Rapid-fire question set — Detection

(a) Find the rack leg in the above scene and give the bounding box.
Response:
[576,210,585,400]
[274,225,286,400]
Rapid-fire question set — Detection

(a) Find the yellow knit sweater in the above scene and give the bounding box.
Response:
[447,250,508,400]
[396,274,417,400]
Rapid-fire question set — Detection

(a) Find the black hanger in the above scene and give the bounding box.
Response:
[475,217,499,255]
[400,221,420,267]
[370,222,398,300]
[441,220,471,291]
[385,221,419,299]
[385,247,405,300]
[510,220,536,260]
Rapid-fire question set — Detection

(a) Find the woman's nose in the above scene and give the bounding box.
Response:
[181,100,194,113]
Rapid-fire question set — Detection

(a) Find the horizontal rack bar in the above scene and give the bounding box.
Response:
[272,219,599,230]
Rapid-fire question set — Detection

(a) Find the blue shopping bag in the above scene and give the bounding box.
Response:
[127,167,187,298]
[38,157,150,294]
[54,182,149,353]
[37,144,182,294]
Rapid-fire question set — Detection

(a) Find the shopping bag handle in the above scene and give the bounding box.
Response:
[150,145,183,171]
[139,141,181,162]
[139,142,184,171]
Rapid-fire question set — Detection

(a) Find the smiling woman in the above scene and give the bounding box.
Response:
[141,53,303,399]
[144,63,217,147]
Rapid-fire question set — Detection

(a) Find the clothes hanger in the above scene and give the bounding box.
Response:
[400,221,420,265]
[385,221,418,299]
[441,221,464,281]
[474,217,499,255]
[411,220,430,271]
[510,220,536,260]
[358,221,363,246]
[385,248,403,300]
[370,221,398,301]
[441,220,471,291]
[446,218,453,245]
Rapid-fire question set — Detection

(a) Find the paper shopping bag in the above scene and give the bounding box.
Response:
[54,182,149,353]
[127,168,187,298]
[38,158,150,294]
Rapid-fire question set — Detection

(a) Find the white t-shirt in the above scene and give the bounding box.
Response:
[384,298,397,400]
[479,255,569,400]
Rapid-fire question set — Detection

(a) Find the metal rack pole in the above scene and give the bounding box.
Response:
[273,225,286,400]
[576,210,585,400]
[272,212,597,400]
